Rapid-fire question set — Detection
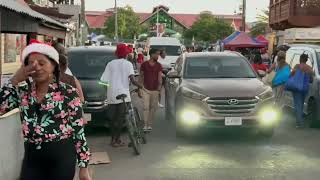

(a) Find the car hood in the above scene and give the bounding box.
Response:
[181,78,268,98]
[79,79,107,102]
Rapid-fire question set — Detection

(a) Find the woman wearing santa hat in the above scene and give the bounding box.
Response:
[0,40,91,180]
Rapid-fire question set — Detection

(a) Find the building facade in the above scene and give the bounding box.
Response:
[86,5,246,37]
[0,0,67,82]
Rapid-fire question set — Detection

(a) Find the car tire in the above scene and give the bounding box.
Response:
[165,98,173,121]
[176,121,187,138]
[175,109,185,137]
[259,127,275,137]
[164,83,175,121]
[307,99,319,128]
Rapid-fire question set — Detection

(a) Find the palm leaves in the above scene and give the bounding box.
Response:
[250,10,269,37]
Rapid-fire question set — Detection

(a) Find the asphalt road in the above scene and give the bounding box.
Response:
[85,96,320,180]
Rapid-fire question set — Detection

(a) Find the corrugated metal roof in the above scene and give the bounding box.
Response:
[0,0,66,28]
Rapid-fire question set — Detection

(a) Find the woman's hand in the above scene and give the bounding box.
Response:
[79,167,91,180]
[11,64,36,86]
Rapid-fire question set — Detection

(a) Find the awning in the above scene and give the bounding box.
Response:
[223,31,265,49]
[0,0,66,39]
[255,35,269,46]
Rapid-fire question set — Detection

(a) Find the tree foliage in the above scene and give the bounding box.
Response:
[250,10,269,37]
[103,6,142,39]
[184,13,234,42]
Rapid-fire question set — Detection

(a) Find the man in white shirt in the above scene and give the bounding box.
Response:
[100,44,142,147]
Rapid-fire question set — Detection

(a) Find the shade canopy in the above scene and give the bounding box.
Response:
[223,31,265,49]
[255,35,269,46]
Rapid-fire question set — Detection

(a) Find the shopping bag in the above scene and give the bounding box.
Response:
[272,65,290,87]
[285,69,310,93]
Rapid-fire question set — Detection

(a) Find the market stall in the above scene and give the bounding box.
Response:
[255,35,269,47]
[223,31,265,49]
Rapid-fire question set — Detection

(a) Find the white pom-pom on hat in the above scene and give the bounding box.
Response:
[22,39,59,64]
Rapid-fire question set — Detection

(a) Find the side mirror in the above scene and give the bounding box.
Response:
[167,71,181,78]
[257,70,266,78]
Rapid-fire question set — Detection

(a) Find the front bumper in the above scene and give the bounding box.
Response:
[176,95,277,129]
[83,102,110,126]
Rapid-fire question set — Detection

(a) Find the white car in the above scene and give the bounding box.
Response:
[146,37,183,70]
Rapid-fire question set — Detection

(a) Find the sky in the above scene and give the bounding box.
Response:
[85,0,269,22]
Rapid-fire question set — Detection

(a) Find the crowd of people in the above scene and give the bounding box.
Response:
[239,47,314,129]
[0,38,316,179]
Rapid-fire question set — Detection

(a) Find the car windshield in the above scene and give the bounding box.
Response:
[184,56,256,79]
[150,45,181,56]
[68,51,115,79]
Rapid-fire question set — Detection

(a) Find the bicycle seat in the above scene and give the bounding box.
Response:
[116,94,127,100]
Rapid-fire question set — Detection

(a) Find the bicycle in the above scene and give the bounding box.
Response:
[116,89,147,155]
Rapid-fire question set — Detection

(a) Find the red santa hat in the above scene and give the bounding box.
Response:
[22,39,59,64]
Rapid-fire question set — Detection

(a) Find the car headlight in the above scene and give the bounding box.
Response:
[257,87,274,100]
[259,108,279,126]
[181,87,207,100]
[180,110,201,125]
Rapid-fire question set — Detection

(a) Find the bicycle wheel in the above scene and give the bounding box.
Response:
[134,107,147,144]
[127,114,141,155]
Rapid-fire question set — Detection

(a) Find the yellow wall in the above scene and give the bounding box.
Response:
[1,34,22,75]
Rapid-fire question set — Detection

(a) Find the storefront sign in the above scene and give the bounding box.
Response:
[285,28,320,40]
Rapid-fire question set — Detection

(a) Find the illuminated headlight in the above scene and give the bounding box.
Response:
[180,110,201,125]
[259,108,278,125]
[256,87,274,100]
[181,87,207,100]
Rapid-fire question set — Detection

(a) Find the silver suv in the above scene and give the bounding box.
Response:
[165,52,277,137]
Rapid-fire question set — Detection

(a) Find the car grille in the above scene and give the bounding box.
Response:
[206,97,259,115]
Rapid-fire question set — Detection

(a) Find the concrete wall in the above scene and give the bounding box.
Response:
[0,109,24,180]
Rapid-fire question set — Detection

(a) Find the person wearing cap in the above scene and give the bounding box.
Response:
[100,44,142,147]
[268,51,291,108]
[290,54,314,128]
[0,40,91,180]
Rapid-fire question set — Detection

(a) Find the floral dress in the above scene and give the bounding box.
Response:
[0,81,90,168]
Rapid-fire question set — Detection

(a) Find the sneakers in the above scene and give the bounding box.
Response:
[147,126,152,131]
[158,103,164,108]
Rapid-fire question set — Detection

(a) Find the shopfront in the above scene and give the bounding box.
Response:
[0,1,67,84]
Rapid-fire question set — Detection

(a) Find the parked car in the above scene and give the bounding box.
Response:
[68,46,116,127]
[282,44,320,127]
[165,52,277,137]
[145,37,183,72]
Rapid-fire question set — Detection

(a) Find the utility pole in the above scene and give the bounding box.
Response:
[80,0,85,45]
[114,0,119,42]
[242,0,246,32]
[156,6,159,36]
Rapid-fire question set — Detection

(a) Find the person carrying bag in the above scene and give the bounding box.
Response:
[268,51,291,108]
[285,54,314,128]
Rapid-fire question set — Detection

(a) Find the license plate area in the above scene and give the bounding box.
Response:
[84,113,92,122]
[225,117,242,126]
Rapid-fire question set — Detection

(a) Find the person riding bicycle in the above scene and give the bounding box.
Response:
[100,44,142,147]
